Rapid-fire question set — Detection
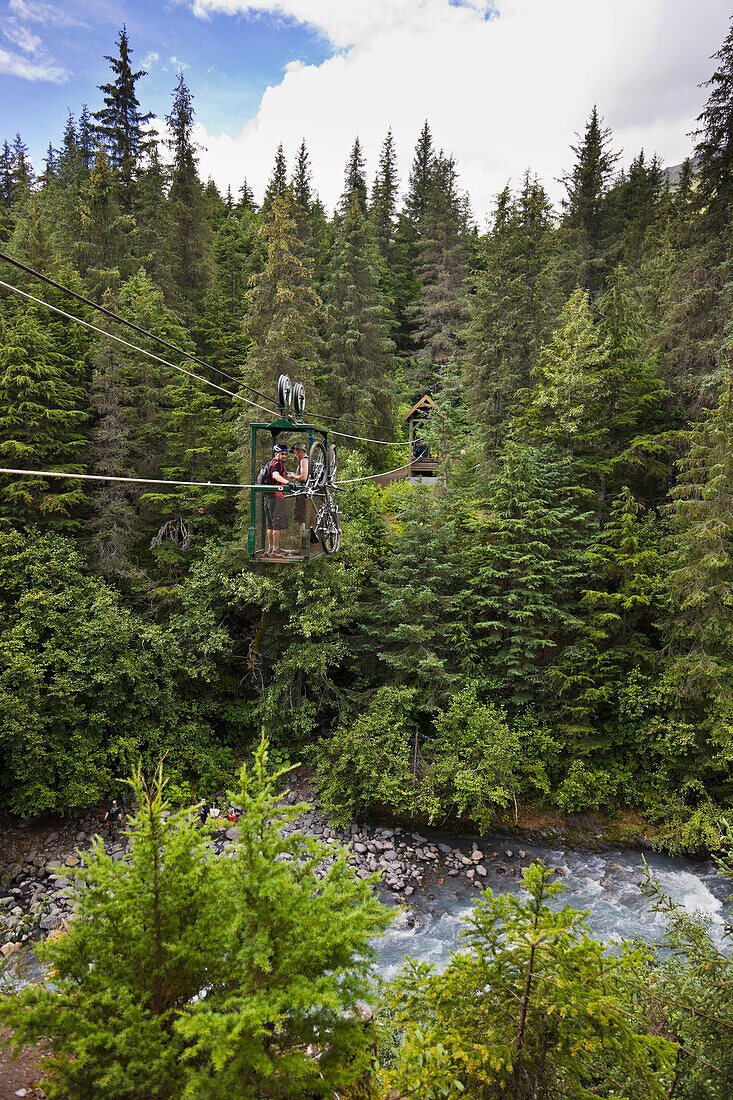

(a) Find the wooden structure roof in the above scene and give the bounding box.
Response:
[404,394,439,421]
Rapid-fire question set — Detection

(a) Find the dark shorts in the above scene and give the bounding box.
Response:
[294,494,307,524]
[265,493,288,530]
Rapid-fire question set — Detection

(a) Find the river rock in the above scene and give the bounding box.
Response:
[506,850,513,858]
[437,843,452,854]
[1,942,19,958]
[382,850,398,863]
[66,855,80,867]
[471,851,484,862]
[40,911,63,931]
[354,843,366,854]
[476,865,487,876]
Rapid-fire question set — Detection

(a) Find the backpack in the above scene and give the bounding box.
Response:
[257,458,276,485]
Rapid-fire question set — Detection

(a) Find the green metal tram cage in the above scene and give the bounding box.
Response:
[248,414,329,565]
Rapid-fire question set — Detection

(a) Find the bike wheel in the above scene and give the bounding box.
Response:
[293,382,306,418]
[308,440,327,490]
[320,490,341,554]
[326,442,338,485]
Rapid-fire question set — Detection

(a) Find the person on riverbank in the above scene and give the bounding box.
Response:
[199,801,210,827]
[103,800,123,839]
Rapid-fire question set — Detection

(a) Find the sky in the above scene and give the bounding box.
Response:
[1,0,731,223]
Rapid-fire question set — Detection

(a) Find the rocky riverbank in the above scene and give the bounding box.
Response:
[1,778,542,966]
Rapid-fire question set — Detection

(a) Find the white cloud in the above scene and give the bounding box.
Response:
[2,21,42,53]
[169,55,190,70]
[7,0,86,28]
[1,4,73,83]
[189,0,732,221]
[190,0,493,48]
[0,44,68,82]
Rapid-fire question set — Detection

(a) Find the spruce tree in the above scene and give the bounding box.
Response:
[237,190,323,410]
[560,106,619,294]
[78,103,95,172]
[261,143,288,213]
[465,174,559,444]
[340,136,368,215]
[77,146,130,297]
[466,441,593,701]
[0,140,14,206]
[323,193,396,434]
[369,128,399,261]
[551,486,663,727]
[10,132,33,204]
[694,18,733,240]
[512,286,609,464]
[238,177,256,211]
[292,138,313,212]
[87,270,186,575]
[0,307,88,529]
[87,336,140,576]
[0,141,14,241]
[606,150,665,272]
[411,154,470,389]
[94,26,153,212]
[133,142,175,298]
[359,487,470,710]
[145,371,233,572]
[165,72,212,315]
[404,120,435,230]
[663,375,733,705]
[594,267,672,500]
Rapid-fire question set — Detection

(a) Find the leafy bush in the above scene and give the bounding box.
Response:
[0,531,233,814]
[552,759,621,812]
[313,686,418,823]
[420,684,520,829]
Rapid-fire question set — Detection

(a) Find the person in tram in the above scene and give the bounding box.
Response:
[287,439,310,554]
[264,442,290,558]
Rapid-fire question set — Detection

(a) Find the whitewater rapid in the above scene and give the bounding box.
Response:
[374,836,731,980]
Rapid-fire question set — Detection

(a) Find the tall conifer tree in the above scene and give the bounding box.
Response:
[165,72,212,315]
[324,194,396,433]
[93,27,153,213]
[340,137,368,215]
[663,375,733,705]
[237,190,323,425]
[411,154,470,389]
[561,106,619,294]
[261,143,288,213]
[0,308,87,529]
[404,121,435,231]
[465,174,559,443]
[369,129,399,261]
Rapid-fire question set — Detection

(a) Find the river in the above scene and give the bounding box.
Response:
[373,832,731,980]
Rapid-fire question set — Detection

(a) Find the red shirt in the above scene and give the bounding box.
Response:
[269,457,286,496]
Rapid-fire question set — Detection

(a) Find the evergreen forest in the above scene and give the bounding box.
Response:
[4,19,733,858]
[9,15,733,1100]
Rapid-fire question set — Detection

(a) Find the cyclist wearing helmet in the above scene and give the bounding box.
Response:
[264,443,289,558]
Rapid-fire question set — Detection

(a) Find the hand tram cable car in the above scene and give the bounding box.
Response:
[249,375,341,564]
